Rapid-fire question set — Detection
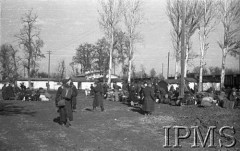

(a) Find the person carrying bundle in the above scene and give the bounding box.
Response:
[55,79,73,127]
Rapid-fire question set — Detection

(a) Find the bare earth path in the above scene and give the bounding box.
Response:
[0,93,239,151]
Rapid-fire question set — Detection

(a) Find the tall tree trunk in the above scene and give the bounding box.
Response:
[175,57,179,79]
[128,58,132,84]
[108,28,114,85]
[28,58,31,89]
[221,50,227,89]
[184,43,189,77]
[199,57,203,92]
[198,27,205,92]
[128,40,133,83]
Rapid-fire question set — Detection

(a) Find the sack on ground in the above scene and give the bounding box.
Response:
[57,99,65,107]
[201,97,213,107]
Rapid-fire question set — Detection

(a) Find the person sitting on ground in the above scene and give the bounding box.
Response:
[129,83,138,106]
[230,88,238,109]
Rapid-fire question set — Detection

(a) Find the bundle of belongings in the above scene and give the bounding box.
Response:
[22,88,52,101]
[119,90,129,103]
[194,88,239,109]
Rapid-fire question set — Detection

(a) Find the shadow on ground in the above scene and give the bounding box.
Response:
[0,102,36,116]
[130,107,145,115]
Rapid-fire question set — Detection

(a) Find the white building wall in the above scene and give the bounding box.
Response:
[0,83,4,90]
[81,82,95,90]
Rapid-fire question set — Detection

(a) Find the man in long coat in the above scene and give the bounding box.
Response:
[142,82,155,115]
[92,81,104,111]
[55,79,73,127]
[70,82,78,112]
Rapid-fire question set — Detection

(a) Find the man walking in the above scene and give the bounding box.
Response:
[142,82,155,115]
[92,81,104,112]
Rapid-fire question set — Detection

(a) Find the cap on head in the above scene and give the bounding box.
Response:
[62,79,70,85]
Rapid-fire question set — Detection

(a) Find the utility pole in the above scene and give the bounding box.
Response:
[167,52,170,79]
[162,63,164,76]
[180,0,186,97]
[47,51,52,90]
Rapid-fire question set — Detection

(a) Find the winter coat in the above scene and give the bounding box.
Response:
[142,86,155,112]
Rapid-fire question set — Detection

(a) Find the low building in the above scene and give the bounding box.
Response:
[164,78,197,91]
[17,78,61,90]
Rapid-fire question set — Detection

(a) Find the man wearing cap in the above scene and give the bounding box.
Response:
[55,79,73,127]
[92,81,104,111]
[142,82,155,115]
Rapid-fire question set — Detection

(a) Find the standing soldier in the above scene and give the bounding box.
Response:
[70,82,78,112]
[55,79,73,127]
[92,81,104,111]
[142,82,155,115]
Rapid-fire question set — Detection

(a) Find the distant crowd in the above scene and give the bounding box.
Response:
[1,83,51,101]
[1,78,239,128]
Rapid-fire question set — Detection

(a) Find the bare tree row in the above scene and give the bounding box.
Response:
[167,0,240,91]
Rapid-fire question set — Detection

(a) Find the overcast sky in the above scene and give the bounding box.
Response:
[1,0,238,77]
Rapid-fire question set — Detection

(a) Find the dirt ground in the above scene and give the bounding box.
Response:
[0,91,239,151]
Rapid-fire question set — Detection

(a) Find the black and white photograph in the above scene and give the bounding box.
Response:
[0,0,240,150]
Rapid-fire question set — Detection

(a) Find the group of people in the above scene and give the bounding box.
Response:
[1,82,51,101]
[1,83,16,100]
[54,78,240,127]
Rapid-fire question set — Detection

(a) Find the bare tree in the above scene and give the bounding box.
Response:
[123,0,144,84]
[217,0,240,88]
[140,64,146,78]
[198,0,216,92]
[72,43,95,73]
[113,30,129,77]
[167,0,181,79]
[94,37,110,77]
[184,0,204,77]
[98,0,123,85]
[0,44,20,82]
[150,68,157,78]
[0,44,13,80]
[192,66,208,75]
[15,9,44,88]
[167,0,203,78]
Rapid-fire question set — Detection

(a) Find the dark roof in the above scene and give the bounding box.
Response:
[164,78,197,84]
[17,78,59,82]
[71,77,94,82]
[202,75,220,83]
[97,77,122,83]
